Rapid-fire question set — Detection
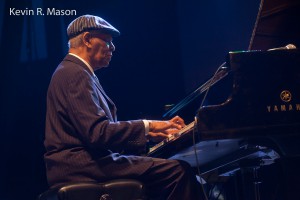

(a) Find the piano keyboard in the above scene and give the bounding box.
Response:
[148,121,196,154]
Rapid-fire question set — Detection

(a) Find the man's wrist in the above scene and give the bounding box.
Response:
[148,120,153,132]
[142,120,152,136]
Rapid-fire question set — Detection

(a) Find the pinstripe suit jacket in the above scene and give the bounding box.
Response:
[44,54,153,188]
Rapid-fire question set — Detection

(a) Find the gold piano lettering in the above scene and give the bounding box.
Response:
[281,105,286,111]
[267,104,300,112]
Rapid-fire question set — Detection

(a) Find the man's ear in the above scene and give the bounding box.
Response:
[82,32,92,47]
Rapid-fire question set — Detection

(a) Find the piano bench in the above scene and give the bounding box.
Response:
[37,179,146,200]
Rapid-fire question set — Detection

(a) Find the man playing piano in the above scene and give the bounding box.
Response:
[44,14,203,199]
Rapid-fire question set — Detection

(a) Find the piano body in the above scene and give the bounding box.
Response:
[148,49,300,199]
[147,0,300,197]
[148,48,300,167]
[197,50,300,143]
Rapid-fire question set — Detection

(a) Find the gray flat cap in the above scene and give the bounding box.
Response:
[67,14,120,39]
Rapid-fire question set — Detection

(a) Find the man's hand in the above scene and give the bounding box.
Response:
[147,116,185,142]
[169,115,185,128]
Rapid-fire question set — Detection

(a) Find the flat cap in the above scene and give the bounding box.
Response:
[67,14,120,39]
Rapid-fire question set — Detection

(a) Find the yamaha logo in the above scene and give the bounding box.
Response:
[266,90,300,112]
[280,90,292,102]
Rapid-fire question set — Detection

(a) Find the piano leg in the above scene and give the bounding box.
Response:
[239,167,262,200]
[253,167,261,200]
[203,166,262,200]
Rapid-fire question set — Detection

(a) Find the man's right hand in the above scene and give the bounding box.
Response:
[147,116,185,142]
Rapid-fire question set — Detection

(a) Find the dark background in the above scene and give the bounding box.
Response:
[0,0,260,199]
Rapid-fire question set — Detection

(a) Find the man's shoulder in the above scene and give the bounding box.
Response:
[61,54,83,70]
[50,57,90,87]
[54,55,88,76]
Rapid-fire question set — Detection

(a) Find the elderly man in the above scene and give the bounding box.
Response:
[44,15,202,199]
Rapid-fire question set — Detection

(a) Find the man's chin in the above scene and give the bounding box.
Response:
[95,63,110,70]
[102,62,110,68]
[103,60,111,67]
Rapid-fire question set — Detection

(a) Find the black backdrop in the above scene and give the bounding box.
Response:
[0,0,259,199]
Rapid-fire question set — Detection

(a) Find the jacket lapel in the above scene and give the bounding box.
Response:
[63,54,117,122]
[92,75,118,121]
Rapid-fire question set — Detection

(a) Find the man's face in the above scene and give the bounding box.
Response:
[88,32,115,70]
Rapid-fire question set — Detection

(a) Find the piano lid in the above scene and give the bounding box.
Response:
[248,0,300,50]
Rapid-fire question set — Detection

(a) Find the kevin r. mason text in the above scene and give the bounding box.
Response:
[10,8,77,16]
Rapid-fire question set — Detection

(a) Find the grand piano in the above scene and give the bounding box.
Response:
[147,0,300,199]
[148,49,300,170]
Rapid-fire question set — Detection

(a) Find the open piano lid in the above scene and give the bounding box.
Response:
[163,0,300,121]
[248,0,300,50]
